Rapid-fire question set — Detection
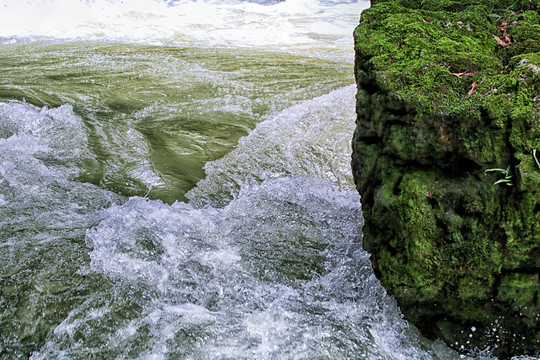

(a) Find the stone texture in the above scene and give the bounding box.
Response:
[352,0,540,357]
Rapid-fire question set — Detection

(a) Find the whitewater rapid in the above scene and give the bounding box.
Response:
[0,0,363,62]
[2,0,532,359]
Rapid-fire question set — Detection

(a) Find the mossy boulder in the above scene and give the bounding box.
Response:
[352,0,540,358]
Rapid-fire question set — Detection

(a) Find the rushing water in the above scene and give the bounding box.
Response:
[0,1,535,359]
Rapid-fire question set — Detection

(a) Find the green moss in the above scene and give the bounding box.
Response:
[372,0,540,11]
[353,0,540,356]
[498,273,539,313]
[517,151,540,191]
[355,0,540,128]
[372,171,505,300]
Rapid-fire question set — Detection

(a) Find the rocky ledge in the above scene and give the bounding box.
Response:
[352,0,539,358]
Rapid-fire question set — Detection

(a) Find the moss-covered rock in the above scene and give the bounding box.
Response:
[352,0,540,358]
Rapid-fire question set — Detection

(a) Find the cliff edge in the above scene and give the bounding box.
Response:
[352,0,540,357]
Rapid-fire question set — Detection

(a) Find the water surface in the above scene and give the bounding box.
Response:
[0,0,532,359]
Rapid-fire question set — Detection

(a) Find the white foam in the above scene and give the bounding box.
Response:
[0,102,94,176]
[0,0,369,61]
[186,84,358,207]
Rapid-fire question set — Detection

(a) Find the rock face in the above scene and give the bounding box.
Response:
[352,0,540,358]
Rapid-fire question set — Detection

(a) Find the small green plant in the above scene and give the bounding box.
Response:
[533,149,540,169]
[484,165,513,186]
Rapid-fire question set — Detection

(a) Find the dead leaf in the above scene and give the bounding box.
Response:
[493,34,512,47]
[466,80,477,96]
[423,17,431,23]
[497,21,507,32]
[452,72,474,78]
[493,20,513,47]
[501,35,513,45]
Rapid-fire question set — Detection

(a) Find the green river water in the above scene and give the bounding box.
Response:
[0,0,535,359]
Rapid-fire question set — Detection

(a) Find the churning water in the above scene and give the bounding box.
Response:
[0,1,535,359]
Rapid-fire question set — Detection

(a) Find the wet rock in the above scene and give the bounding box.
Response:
[352,0,540,358]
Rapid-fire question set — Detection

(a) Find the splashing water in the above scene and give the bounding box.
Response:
[0,0,362,62]
[0,0,535,359]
